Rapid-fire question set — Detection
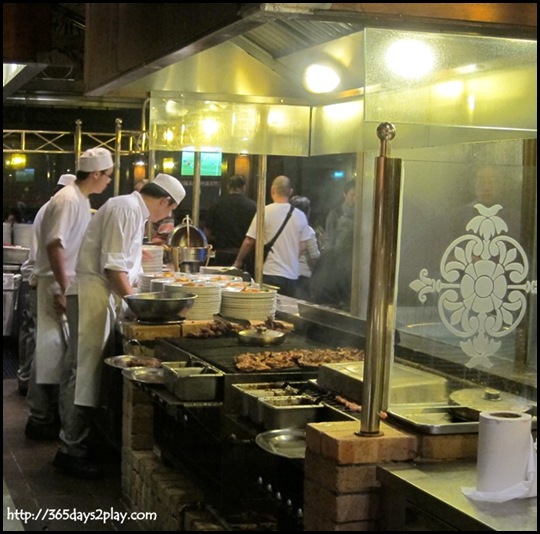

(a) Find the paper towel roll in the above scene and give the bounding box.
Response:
[476,410,532,492]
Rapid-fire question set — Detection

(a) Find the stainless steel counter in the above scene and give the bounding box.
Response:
[377,462,536,531]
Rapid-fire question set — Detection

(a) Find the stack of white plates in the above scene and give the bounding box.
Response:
[138,272,161,292]
[165,281,221,320]
[141,245,164,273]
[199,266,238,275]
[150,277,177,292]
[3,222,13,245]
[13,223,33,248]
[194,274,243,287]
[220,287,277,321]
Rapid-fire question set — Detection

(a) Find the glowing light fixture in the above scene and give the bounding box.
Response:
[10,154,27,168]
[385,39,435,79]
[303,63,341,93]
[163,158,175,172]
[201,118,219,136]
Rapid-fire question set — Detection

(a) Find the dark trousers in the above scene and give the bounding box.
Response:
[262,275,297,298]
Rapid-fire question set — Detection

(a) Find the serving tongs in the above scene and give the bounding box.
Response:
[281,381,332,404]
[213,313,251,328]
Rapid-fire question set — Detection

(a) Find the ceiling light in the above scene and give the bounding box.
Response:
[303,63,341,93]
[385,39,435,79]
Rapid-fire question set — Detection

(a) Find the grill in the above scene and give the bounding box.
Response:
[150,330,364,527]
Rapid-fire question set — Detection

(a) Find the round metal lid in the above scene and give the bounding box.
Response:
[238,326,286,346]
[449,387,533,414]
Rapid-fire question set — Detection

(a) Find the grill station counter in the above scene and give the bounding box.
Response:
[119,308,536,531]
[144,328,364,525]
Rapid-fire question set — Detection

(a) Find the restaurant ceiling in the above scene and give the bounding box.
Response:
[4,3,536,110]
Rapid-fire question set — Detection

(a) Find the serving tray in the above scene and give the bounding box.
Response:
[122,367,165,386]
[255,428,306,459]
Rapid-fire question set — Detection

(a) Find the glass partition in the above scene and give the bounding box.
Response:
[391,140,536,398]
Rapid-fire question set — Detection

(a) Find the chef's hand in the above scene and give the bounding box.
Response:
[53,292,67,317]
[117,298,137,323]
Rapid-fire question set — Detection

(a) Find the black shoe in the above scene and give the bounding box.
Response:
[52,451,104,480]
[25,419,59,441]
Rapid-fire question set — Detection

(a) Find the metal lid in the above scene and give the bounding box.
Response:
[168,224,207,247]
[449,387,533,414]
[238,326,286,346]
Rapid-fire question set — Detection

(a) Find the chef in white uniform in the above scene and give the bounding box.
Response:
[26,149,113,441]
[19,174,76,398]
[54,173,186,479]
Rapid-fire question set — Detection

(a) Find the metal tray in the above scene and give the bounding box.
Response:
[255,428,306,459]
[387,403,479,434]
[162,361,223,400]
[231,382,305,424]
[258,395,323,430]
[122,367,165,386]
[104,355,161,369]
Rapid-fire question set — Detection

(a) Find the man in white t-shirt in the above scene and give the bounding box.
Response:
[233,175,310,297]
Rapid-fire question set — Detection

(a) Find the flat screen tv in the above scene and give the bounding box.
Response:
[181,151,222,177]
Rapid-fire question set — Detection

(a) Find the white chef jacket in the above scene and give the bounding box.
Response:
[34,183,91,279]
[34,183,91,384]
[246,202,311,280]
[73,191,148,407]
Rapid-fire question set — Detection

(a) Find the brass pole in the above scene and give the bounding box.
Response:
[114,118,122,197]
[359,123,402,436]
[254,156,268,285]
[146,149,156,243]
[74,120,82,170]
[192,151,201,226]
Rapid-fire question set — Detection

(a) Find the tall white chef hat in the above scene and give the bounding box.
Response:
[57,173,76,186]
[153,173,186,204]
[78,147,114,173]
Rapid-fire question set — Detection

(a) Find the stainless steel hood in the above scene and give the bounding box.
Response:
[4,3,536,109]
[98,18,367,106]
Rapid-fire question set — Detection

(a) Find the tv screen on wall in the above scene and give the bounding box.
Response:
[181,151,222,177]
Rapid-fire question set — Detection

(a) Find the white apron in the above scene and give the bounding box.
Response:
[35,275,66,384]
[74,274,117,407]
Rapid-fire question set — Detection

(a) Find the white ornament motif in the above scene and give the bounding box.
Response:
[409,204,536,368]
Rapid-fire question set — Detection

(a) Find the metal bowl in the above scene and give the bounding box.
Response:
[3,245,30,264]
[124,291,196,322]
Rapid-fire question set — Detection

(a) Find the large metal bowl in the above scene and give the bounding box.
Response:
[124,291,196,322]
[3,245,30,265]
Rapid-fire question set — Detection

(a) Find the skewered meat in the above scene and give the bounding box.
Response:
[234,347,364,372]
[187,320,243,338]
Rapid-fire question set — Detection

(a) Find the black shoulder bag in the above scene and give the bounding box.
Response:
[263,204,295,262]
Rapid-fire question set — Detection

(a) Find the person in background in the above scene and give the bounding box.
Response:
[232,175,310,297]
[452,164,520,239]
[309,180,356,311]
[204,174,257,269]
[26,148,113,443]
[289,195,321,300]
[53,173,186,479]
[4,206,23,225]
[323,179,356,251]
[17,174,76,397]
